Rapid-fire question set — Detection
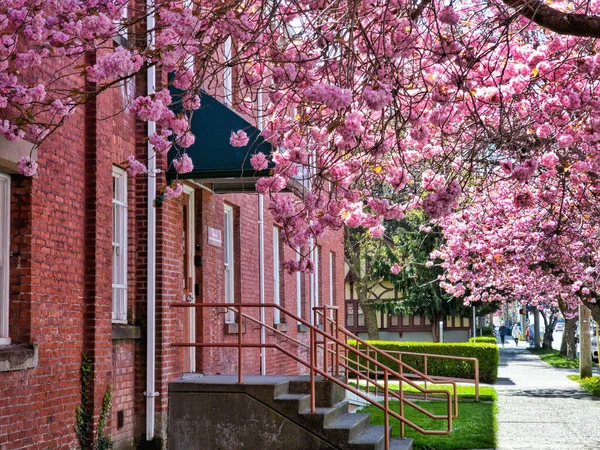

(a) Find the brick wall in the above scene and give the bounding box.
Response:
[195,191,345,377]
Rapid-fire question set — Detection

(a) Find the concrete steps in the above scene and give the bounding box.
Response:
[273,376,413,450]
[168,374,414,450]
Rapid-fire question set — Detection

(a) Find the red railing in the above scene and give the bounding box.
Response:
[171,302,461,448]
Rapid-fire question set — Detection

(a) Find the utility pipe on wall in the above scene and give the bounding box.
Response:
[145,0,158,441]
[259,194,266,375]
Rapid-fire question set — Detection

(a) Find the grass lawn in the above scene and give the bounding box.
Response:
[349,380,497,402]
[358,398,497,450]
[528,348,579,369]
[568,375,600,398]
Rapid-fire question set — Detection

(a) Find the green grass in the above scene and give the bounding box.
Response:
[528,348,579,369]
[358,398,497,450]
[568,375,600,398]
[349,380,497,402]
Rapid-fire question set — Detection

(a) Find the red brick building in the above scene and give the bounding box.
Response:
[0,73,344,449]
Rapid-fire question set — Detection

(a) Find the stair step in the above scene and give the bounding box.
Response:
[325,412,371,442]
[348,425,388,450]
[388,438,414,450]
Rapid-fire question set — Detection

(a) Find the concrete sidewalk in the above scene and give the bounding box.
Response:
[495,345,600,449]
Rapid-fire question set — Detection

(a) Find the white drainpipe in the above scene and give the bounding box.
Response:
[259,194,266,375]
[145,0,158,441]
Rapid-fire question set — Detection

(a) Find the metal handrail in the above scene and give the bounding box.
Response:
[171,302,456,447]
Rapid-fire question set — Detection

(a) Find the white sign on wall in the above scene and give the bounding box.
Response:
[207,227,222,247]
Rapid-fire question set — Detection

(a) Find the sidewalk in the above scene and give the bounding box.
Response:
[495,344,600,449]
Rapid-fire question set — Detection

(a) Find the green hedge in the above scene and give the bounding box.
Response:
[348,340,499,384]
[477,326,495,336]
[469,336,498,344]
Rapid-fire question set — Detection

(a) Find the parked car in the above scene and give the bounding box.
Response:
[555,319,565,332]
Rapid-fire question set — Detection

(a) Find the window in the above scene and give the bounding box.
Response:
[296,248,302,321]
[0,172,10,345]
[224,37,232,106]
[273,227,281,323]
[224,204,235,322]
[112,167,127,323]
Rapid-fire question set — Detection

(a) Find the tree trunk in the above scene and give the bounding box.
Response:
[356,284,380,340]
[580,304,593,378]
[361,302,380,340]
[542,327,554,349]
[560,317,577,359]
[430,313,441,342]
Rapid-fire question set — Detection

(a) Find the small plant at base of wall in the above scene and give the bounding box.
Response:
[74,352,115,450]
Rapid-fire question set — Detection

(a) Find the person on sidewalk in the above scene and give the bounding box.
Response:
[499,324,506,346]
[512,323,521,346]
[526,326,531,347]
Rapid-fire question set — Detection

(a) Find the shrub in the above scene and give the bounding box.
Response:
[477,326,495,336]
[348,340,499,384]
[469,336,498,344]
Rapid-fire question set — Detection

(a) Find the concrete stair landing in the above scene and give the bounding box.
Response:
[168,375,413,450]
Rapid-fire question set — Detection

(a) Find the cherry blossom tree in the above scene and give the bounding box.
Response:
[3,0,600,283]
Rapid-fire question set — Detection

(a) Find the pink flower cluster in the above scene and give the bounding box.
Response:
[17,156,38,177]
[250,153,269,171]
[511,159,538,183]
[304,84,352,110]
[173,154,194,174]
[86,47,143,83]
[127,155,147,176]
[362,84,393,110]
[230,130,249,147]
[422,180,461,219]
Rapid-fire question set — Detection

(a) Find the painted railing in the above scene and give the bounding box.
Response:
[171,302,460,448]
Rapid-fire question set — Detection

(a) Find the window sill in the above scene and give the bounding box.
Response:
[274,323,290,333]
[225,323,246,335]
[112,325,141,341]
[297,324,309,333]
[0,343,38,372]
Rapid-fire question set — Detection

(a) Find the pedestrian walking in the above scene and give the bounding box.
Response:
[525,326,531,346]
[512,323,521,346]
[499,324,506,346]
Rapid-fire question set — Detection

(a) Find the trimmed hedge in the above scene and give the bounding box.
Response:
[348,340,499,384]
[469,336,498,344]
[477,326,495,336]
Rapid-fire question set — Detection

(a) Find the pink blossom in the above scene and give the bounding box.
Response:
[149,131,172,153]
[536,124,553,139]
[304,84,352,110]
[173,154,194,174]
[421,169,446,191]
[230,130,249,147]
[17,156,38,177]
[438,6,460,25]
[255,175,287,194]
[250,153,269,171]
[368,224,385,238]
[127,155,147,176]
[511,158,538,183]
[362,83,393,110]
[557,134,574,148]
[390,263,402,275]
[177,132,195,148]
[513,191,534,208]
[540,152,559,169]
[86,47,143,83]
[165,183,183,199]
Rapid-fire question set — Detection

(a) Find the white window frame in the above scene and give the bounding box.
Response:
[329,251,334,306]
[112,167,128,324]
[314,245,319,309]
[273,227,281,324]
[224,37,233,106]
[0,172,10,345]
[224,204,235,323]
[296,248,302,322]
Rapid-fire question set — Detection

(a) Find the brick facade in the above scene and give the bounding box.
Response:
[0,81,345,450]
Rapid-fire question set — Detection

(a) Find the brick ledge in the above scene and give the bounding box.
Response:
[112,325,141,340]
[0,343,38,372]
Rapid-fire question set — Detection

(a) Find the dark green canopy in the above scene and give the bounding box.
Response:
[167,90,273,192]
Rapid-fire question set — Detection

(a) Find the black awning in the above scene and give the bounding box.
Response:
[167,90,273,190]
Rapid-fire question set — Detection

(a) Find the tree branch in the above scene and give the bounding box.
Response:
[502,0,600,37]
